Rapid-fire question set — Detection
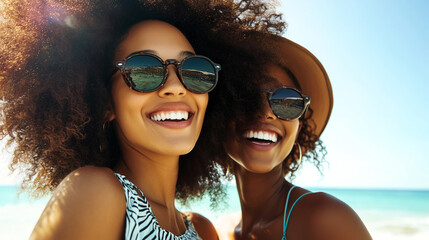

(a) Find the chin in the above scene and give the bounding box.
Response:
[240,161,278,174]
[165,143,196,156]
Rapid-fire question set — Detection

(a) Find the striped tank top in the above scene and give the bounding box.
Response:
[115,173,201,240]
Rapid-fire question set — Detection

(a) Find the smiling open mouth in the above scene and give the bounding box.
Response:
[244,130,279,144]
[149,111,191,122]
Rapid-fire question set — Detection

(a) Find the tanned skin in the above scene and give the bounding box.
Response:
[216,66,372,240]
[30,21,218,240]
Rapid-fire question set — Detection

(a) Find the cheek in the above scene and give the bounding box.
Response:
[283,120,300,142]
[193,93,209,126]
[112,84,143,117]
[278,121,300,156]
[288,121,300,141]
[224,125,249,168]
[110,76,152,134]
[110,75,134,115]
[225,141,243,168]
[196,93,209,111]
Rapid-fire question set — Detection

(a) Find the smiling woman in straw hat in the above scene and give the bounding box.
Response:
[208,32,372,239]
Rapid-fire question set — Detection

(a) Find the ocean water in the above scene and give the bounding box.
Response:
[1,185,428,240]
[309,188,429,240]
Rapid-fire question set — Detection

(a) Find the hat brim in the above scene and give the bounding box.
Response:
[269,35,333,137]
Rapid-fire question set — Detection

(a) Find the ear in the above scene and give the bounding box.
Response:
[104,102,116,122]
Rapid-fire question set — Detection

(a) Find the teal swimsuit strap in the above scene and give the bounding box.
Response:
[282,186,312,240]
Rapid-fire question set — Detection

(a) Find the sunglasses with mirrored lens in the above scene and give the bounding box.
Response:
[114,51,221,94]
[264,87,311,120]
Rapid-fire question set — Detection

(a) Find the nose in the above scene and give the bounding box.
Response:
[262,99,277,120]
[158,65,187,97]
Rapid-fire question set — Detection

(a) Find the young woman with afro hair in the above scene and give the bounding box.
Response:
[0,0,286,239]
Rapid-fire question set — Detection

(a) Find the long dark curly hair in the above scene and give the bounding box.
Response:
[0,0,286,203]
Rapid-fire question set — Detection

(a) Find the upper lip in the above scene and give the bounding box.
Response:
[147,102,194,118]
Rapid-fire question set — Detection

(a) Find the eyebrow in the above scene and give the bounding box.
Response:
[142,50,195,59]
[178,51,195,58]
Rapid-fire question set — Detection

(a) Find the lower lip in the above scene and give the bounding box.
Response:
[149,115,194,129]
[245,139,279,151]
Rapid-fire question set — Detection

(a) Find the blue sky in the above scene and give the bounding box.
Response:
[280,0,429,189]
[1,1,428,190]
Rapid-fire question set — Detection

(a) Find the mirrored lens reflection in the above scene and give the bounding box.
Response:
[181,57,216,93]
[271,89,304,119]
[126,55,164,91]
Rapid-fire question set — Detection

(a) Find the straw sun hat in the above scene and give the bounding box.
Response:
[268,34,334,138]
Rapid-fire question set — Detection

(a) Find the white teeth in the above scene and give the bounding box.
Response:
[244,130,278,143]
[150,111,190,121]
[264,132,269,140]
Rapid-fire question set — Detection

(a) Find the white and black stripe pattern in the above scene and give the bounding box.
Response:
[115,173,201,240]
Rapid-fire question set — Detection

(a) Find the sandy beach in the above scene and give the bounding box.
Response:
[1,186,429,240]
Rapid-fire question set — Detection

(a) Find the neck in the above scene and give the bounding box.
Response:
[114,140,179,209]
[234,163,292,234]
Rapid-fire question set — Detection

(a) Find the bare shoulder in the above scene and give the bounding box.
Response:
[58,166,123,192]
[184,212,219,240]
[297,192,372,240]
[47,166,125,207]
[30,166,125,240]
